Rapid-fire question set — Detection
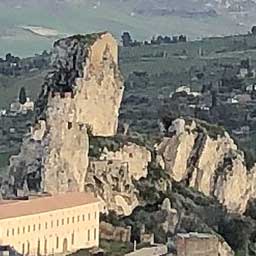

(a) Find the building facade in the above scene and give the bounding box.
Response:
[0,193,101,256]
[176,233,219,256]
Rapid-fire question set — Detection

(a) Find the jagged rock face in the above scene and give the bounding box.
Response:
[8,138,44,194]
[218,240,235,256]
[85,160,139,216]
[84,142,151,215]
[46,32,124,137]
[41,96,89,193]
[156,118,256,213]
[100,142,152,180]
[7,32,123,195]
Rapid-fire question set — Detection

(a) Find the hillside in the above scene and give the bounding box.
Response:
[0,0,255,57]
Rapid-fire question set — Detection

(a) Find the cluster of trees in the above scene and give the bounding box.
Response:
[150,34,187,45]
[121,32,187,47]
[0,51,50,76]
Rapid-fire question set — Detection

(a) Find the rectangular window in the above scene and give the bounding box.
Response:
[17,227,20,235]
[77,216,80,222]
[38,224,41,230]
[33,224,36,231]
[6,229,9,237]
[94,212,97,219]
[56,237,59,249]
[45,222,47,229]
[62,219,64,225]
[12,229,14,236]
[94,228,97,240]
[88,229,90,242]
[68,122,72,130]
[23,227,25,234]
[57,220,59,227]
[67,217,70,224]
[22,243,25,254]
[51,221,53,228]
[72,217,75,223]
[82,215,85,221]
[72,233,74,245]
[88,213,91,221]
[28,226,30,233]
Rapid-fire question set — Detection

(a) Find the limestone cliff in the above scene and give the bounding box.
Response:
[156,118,256,213]
[100,142,152,180]
[37,32,124,137]
[7,32,124,195]
[85,139,151,215]
[85,159,139,216]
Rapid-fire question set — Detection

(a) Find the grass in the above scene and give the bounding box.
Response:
[0,70,48,109]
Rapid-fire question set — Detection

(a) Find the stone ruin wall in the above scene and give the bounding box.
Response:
[85,159,139,216]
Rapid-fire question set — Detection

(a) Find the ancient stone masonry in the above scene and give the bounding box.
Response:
[85,160,139,216]
[99,142,152,180]
[156,118,256,214]
[6,32,124,195]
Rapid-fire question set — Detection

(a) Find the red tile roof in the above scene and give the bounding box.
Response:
[0,192,100,220]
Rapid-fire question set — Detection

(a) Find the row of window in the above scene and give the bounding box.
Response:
[21,228,97,255]
[6,212,98,237]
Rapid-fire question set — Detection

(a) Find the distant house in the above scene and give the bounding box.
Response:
[170,86,201,98]
[10,98,34,114]
[227,98,239,104]
[0,110,7,117]
[246,84,256,92]
[176,233,219,256]
[237,68,249,78]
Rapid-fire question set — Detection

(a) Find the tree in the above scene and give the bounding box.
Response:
[5,53,12,62]
[19,87,27,104]
[121,32,133,47]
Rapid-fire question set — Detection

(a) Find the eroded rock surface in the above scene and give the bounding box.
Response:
[100,142,152,180]
[157,118,256,213]
[7,32,123,195]
[85,160,139,216]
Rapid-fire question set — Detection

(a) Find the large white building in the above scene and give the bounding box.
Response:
[0,192,101,255]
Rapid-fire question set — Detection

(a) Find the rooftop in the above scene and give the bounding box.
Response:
[177,232,217,239]
[0,192,100,220]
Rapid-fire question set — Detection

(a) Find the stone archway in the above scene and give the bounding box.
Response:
[63,238,68,253]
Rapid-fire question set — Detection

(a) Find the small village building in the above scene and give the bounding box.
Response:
[176,233,219,256]
[0,192,101,256]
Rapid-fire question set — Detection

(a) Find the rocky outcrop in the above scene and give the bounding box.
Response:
[100,142,152,180]
[85,160,139,216]
[7,32,124,195]
[37,32,124,137]
[218,239,235,256]
[156,118,256,213]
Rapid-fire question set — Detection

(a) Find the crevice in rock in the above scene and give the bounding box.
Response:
[184,131,207,187]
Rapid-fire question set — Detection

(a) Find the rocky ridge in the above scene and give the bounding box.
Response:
[156,117,256,214]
